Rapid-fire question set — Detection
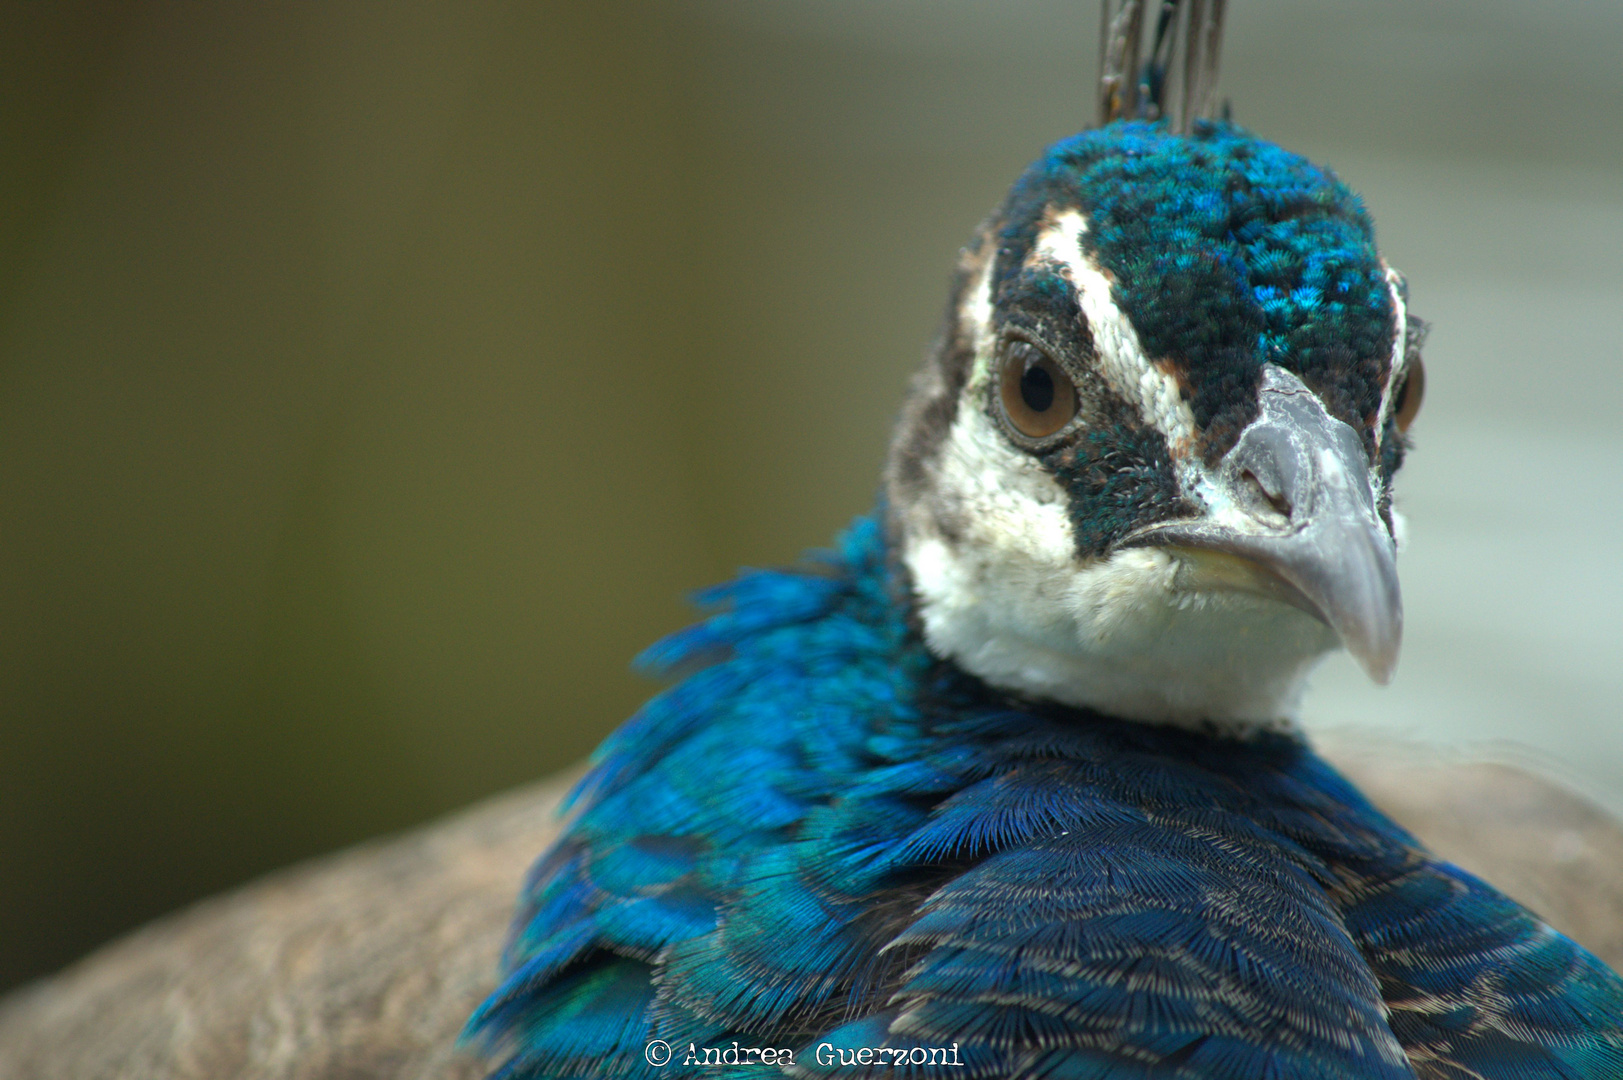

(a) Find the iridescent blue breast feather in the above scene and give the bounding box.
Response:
[465,517,1623,1078]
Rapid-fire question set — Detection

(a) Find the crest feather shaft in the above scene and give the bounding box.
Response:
[1098,0,1227,132]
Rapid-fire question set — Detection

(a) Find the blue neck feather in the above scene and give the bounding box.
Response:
[466,511,1623,1079]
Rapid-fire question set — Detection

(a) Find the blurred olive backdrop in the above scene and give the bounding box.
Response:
[3,1,1621,993]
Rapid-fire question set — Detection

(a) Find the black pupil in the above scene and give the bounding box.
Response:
[1020,363,1055,413]
[1393,375,1409,414]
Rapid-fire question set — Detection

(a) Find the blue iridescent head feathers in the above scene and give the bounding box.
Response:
[1000,120,1397,462]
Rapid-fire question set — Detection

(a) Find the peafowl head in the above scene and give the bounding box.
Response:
[885,9,1425,733]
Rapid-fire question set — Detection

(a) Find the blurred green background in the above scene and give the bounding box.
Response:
[3,1,1621,994]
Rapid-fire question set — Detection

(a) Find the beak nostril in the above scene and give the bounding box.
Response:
[1241,469,1293,520]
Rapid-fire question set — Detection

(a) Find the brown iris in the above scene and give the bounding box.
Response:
[999,340,1078,439]
[1393,357,1424,433]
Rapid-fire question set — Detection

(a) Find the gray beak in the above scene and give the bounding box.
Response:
[1127,364,1403,683]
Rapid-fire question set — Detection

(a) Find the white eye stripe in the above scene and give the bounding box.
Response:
[1030,210,1198,457]
[1373,261,1409,448]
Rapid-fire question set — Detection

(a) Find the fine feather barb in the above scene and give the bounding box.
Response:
[1097,0,1226,132]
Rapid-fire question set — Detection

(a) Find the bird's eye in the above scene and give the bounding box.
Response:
[1393,357,1425,434]
[999,341,1078,439]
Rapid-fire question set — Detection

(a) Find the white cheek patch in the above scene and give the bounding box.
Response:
[930,380,1079,577]
[903,317,1335,730]
[1033,210,1197,456]
[903,243,1084,652]
[904,393,1337,728]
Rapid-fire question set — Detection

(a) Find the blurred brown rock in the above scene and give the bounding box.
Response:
[4,743,1623,1080]
[0,775,575,1080]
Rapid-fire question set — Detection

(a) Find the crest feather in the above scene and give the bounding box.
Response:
[1098,0,1228,132]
